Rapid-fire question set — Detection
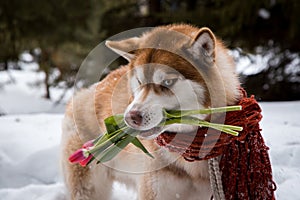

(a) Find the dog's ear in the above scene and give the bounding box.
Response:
[189,27,216,63]
[105,37,139,61]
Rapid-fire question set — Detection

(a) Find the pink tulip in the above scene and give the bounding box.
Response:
[69,140,95,166]
[79,154,93,166]
[82,140,94,148]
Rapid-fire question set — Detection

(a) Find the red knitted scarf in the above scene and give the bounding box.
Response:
[155,89,276,200]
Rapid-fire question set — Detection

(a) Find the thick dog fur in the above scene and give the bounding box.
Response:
[61,24,240,200]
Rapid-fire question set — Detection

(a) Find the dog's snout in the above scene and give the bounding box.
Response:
[124,104,164,131]
[125,110,143,127]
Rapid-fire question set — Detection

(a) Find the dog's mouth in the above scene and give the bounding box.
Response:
[138,124,196,140]
[138,127,164,139]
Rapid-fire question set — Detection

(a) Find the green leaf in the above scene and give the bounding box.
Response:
[131,137,154,158]
[97,134,135,163]
[104,114,125,134]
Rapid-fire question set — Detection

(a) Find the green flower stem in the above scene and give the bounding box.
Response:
[89,129,128,154]
[162,116,242,136]
[93,126,128,147]
[164,105,242,118]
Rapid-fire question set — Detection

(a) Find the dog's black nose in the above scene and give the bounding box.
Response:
[125,110,143,127]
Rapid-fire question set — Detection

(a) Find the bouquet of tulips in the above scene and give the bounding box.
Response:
[69,106,243,166]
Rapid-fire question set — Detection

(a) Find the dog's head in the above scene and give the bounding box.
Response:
[106,25,240,139]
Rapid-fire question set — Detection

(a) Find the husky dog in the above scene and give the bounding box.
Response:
[61,24,240,200]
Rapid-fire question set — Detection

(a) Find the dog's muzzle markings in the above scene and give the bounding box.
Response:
[124,103,164,133]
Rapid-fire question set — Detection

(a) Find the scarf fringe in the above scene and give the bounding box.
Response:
[219,130,276,200]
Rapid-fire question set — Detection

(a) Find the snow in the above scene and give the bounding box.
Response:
[260,101,300,200]
[231,47,300,79]
[258,8,270,19]
[230,48,272,76]
[0,65,67,115]
[0,65,299,200]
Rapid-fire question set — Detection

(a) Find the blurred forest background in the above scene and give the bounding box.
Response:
[0,0,299,102]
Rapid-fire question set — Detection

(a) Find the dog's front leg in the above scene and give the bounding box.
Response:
[138,173,157,200]
[61,132,113,200]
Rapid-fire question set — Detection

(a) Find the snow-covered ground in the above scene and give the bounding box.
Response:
[0,63,67,115]
[0,114,136,200]
[0,65,299,200]
[260,101,300,199]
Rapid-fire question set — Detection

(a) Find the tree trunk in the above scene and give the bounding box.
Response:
[44,68,51,99]
[39,49,52,100]
[4,60,8,70]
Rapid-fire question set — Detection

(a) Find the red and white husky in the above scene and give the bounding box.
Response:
[61,24,240,200]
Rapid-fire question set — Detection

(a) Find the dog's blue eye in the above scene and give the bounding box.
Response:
[162,79,177,87]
